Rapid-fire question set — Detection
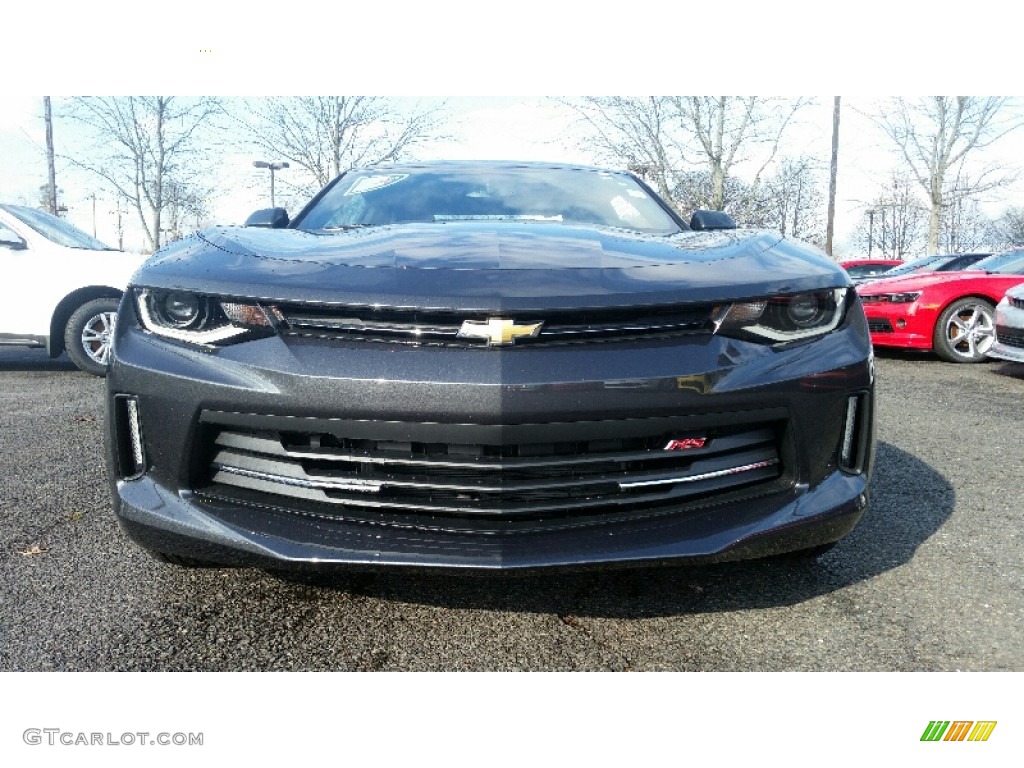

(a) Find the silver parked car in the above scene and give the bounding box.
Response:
[989,283,1024,363]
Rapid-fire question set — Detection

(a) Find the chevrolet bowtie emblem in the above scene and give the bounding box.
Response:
[457,318,544,346]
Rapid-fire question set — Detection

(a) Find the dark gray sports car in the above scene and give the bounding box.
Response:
[105,161,874,570]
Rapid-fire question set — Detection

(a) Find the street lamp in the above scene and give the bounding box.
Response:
[253,160,290,208]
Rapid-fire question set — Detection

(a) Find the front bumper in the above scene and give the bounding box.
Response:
[106,310,875,570]
[861,299,935,350]
[989,299,1024,362]
[114,471,868,570]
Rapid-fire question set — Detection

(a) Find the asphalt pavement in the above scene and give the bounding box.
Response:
[1,346,1021,671]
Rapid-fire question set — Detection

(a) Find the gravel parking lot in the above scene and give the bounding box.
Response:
[1,347,1021,671]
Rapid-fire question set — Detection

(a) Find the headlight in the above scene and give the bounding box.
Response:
[135,289,279,345]
[160,292,204,327]
[858,291,921,304]
[716,288,848,343]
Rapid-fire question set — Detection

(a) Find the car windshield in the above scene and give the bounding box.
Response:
[845,263,895,278]
[970,249,1024,274]
[886,253,989,276]
[878,255,946,277]
[295,166,684,235]
[0,203,115,250]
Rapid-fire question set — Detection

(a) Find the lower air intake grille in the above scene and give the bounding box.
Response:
[194,415,787,531]
[996,326,1024,349]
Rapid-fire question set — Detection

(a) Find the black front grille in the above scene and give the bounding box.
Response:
[1010,297,1024,310]
[867,318,893,333]
[275,302,720,347]
[194,414,787,532]
[996,325,1024,349]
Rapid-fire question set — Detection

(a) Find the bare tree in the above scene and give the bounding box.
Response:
[236,97,444,198]
[670,170,766,225]
[852,173,927,258]
[63,96,221,251]
[937,170,1004,253]
[991,206,1024,247]
[671,158,824,242]
[668,97,809,210]
[872,97,1021,254]
[761,156,825,243]
[37,183,64,213]
[163,181,212,243]
[939,187,995,253]
[567,97,683,202]
[569,96,809,214]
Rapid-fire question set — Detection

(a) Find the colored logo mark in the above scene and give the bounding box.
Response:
[921,721,997,742]
[664,438,707,451]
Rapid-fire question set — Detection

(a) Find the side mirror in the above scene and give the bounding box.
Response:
[689,210,736,231]
[0,226,27,249]
[244,208,290,228]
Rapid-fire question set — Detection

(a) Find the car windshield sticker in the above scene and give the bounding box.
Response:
[433,214,564,222]
[344,174,409,196]
[610,195,644,225]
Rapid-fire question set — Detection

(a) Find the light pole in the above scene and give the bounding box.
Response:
[867,209,876,257]
[253,160,290,208]
[44,96,58,216]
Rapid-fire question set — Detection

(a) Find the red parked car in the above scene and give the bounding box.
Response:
[857,249,1024,362]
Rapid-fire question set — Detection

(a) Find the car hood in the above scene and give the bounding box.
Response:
[137,222,849,310]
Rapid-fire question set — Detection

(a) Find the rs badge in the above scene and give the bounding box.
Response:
[664,438,707,451]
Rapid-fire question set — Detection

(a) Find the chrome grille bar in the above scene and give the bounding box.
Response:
[275,302,718,346]
[202,422,784,519]
[213,428,775,471]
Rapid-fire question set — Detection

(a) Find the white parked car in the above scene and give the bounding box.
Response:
[989,283,1024,363]
[0,203,146,376]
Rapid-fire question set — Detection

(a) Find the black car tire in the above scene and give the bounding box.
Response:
[932,297,996,364]
[64,297,120,376]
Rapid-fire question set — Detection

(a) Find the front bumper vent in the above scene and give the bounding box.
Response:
[838,393,870,474]
[995,325,1024,349]
[194,416,788,530]
[112,394,146,479]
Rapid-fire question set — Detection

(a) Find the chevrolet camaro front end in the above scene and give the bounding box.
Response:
[105,161,874,570]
